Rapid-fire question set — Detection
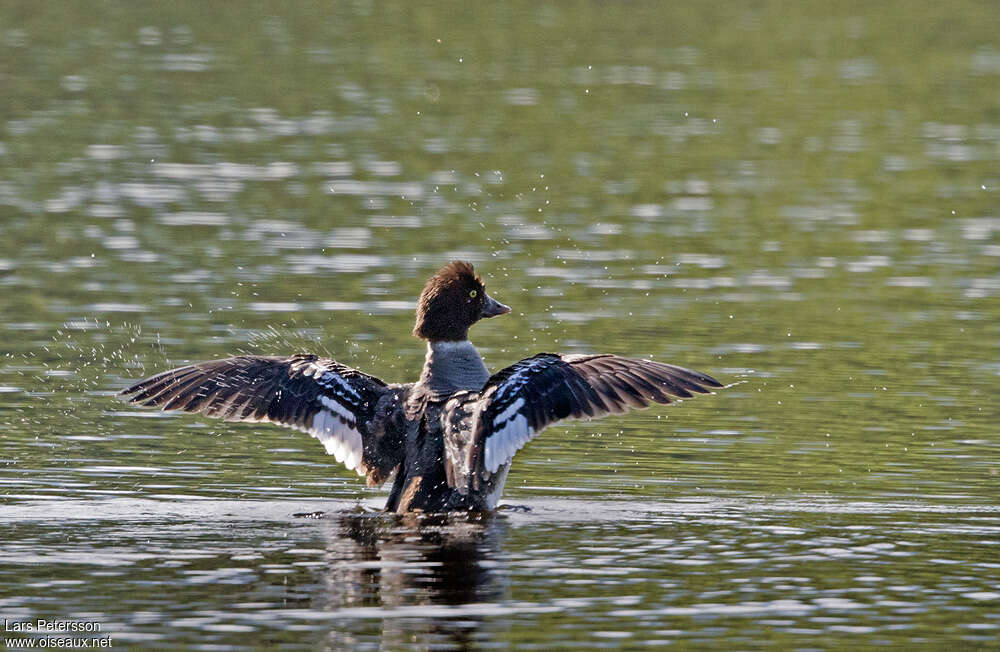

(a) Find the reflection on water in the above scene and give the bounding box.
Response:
[1,498,998,649]
[2,0,999,648]
[317,511,506,650]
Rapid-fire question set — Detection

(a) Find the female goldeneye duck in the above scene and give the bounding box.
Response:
[119,261,725,513]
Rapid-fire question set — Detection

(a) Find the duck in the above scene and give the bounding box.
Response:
[119,261,725,513]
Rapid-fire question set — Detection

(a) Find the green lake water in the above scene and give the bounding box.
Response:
[1,2,998,649]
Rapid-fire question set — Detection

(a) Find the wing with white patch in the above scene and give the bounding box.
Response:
[118,354,397,481]
[442,353,724,492]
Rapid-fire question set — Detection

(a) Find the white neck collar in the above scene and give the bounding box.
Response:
[427,340,476,355]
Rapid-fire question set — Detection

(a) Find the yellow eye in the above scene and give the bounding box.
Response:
[469,289,478,298]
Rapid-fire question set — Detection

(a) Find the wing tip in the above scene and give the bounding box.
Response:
[116,375,154,400]
[700,373,725,389]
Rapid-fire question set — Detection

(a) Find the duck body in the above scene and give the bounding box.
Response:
[120,262,724,513]
[385,340,497,512]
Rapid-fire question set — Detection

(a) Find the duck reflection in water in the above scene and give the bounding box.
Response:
[312,510,507,650]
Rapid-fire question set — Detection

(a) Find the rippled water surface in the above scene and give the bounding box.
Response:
[2,2,999,649]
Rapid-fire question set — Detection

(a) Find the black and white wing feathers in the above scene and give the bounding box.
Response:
[118,354,395,480]
[443,353,723,491]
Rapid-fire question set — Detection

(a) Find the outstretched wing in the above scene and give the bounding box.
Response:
[443,353,723,493]
[118,354,395,480]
